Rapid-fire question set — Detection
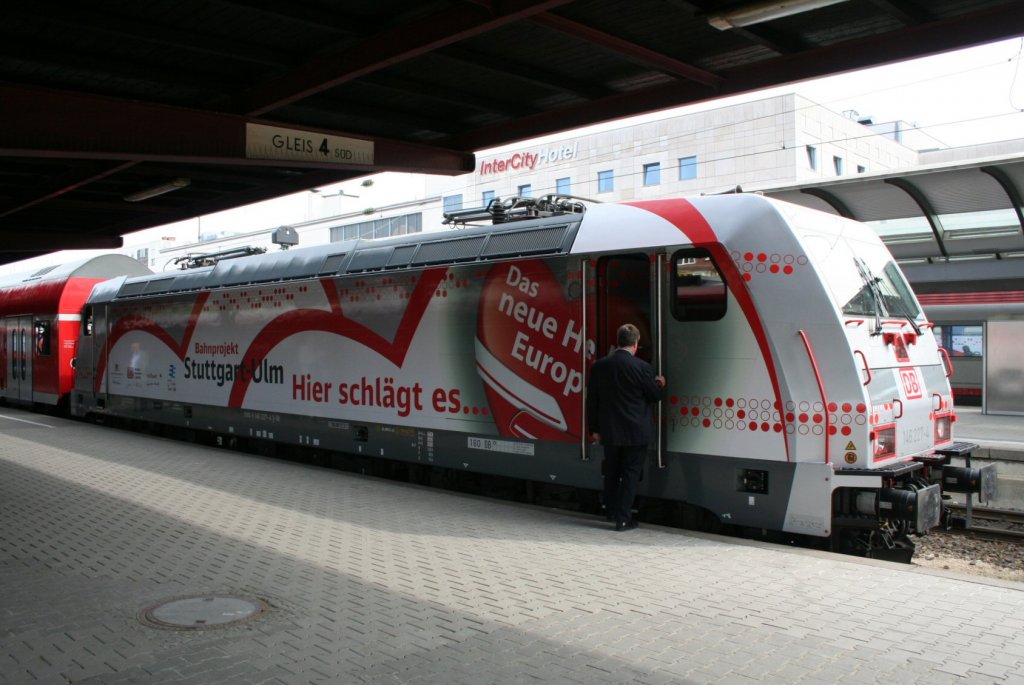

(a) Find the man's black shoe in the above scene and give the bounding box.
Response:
[614,520,638,531]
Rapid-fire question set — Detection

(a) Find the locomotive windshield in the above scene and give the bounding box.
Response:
[805,233,923,324]
[844,257,922,325]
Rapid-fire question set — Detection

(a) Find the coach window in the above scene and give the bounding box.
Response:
[34,320,51,356]
[950,325,983,357]
[671,249,727,321]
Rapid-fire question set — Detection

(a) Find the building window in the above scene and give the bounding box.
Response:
[806,145,818,170]
[517,184,532,197]
[443,194,463,213]
[643,163,661,186]
[556,177,571,195]
[857,164,867,173]
[331,213,423,242]
[135,247,149,265]
[598,170,614,193]
[833,156,844,175]
[678,156,697,181]
[482,190,495,206]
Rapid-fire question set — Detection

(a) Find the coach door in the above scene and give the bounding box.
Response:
[19,316,33,402]
[591,253,665,463]
[4,316,32,403]
[0,319,7,400]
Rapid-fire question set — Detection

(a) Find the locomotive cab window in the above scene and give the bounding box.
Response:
[671,249,726,321]
[83,306,94,336]
[34,320,51,356]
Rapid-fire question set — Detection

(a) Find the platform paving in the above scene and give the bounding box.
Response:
[954,406,1024,461]
[2,406,1024,685]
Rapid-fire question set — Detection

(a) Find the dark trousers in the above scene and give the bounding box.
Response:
[603,444,646,523]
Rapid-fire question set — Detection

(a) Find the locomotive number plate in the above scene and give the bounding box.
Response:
[467,437,535,456]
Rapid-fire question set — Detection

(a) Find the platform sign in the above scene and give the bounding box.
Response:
[245,123,374,165]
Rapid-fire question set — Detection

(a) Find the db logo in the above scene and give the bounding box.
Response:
[899,368,923,399]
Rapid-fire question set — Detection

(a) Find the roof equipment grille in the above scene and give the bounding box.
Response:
[482,225,569,257]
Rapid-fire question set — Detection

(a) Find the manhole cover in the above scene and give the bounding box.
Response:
[142,595,267,630]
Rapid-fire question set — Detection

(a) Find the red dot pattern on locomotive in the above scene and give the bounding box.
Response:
[206,285,312,313]
[339,275,419,303]
[731,251,807,282]
[668,396,868,436]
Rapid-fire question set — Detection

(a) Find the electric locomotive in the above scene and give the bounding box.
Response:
[41,194,994,559]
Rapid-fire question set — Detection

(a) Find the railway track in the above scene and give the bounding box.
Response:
[945,503,1024,542]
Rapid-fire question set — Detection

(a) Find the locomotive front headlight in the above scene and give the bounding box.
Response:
[871,426,896,461]
[934,415,951,443]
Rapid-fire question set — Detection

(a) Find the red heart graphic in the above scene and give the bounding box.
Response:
[476,261,583,442]
[98,269,448,408]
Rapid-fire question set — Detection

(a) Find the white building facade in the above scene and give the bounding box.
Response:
[426,93,919,215]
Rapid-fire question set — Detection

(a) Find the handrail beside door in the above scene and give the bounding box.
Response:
[655,252,665,469]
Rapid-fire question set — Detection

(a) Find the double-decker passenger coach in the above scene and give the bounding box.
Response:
[0,255,150,409]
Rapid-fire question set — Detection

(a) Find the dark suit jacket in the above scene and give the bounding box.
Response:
[586,348,663,447]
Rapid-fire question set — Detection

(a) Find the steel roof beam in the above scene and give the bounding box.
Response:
[0,230,122,252]
[437,46,615,102]
[979,165,1024,248]
[10,6,289,68]
[208,0,377,36]
[867,0,932,26]
[0,38,231,96]
[885,177,948,259]
[364,71,540,118]
[230,0,575,117]
[800,188,855,218]
[0,162,137,220]
[445,4,1024,150]
[729,24,810,55]
[657,0,806,53]
[0,84,474,175]
[527,13,724,88]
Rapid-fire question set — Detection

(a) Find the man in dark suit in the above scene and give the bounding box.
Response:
[586,323,666,531]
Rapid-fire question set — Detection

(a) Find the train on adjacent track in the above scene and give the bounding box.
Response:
[919,293,1024,408]
[0,194,996,560]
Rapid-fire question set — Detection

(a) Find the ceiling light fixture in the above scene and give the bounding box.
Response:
[707,0,851,30]
[124,177,191,202]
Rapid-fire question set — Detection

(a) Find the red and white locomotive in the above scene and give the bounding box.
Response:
[2,195,993,558]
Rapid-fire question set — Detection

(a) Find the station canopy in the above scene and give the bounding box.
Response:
[2,0,1024,266]
[764,155,1024,265]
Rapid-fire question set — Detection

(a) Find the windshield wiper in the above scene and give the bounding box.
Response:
[883,285,922,336]
[853,257,884,335]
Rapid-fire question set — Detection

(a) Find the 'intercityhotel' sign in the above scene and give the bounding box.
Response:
[479,141,580,176]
